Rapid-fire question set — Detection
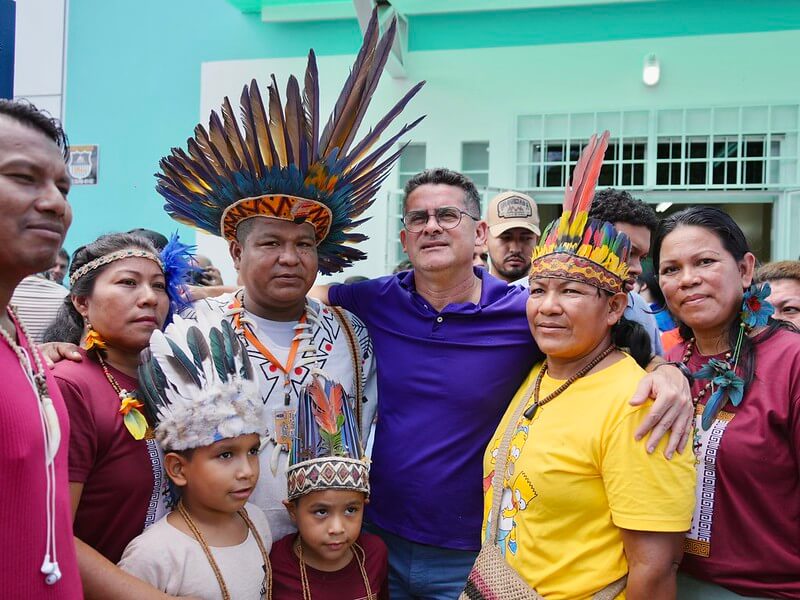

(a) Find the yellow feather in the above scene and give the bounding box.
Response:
[557,212,571,237]
[123,410,148,441]
[569,212,588,239]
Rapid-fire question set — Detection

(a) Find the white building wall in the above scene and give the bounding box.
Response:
[198,28,800,282]
[13,0,68,121]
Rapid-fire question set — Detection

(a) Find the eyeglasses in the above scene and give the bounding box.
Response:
[402,206,479,233]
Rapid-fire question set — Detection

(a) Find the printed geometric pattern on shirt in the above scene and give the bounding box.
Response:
[350,312,373,362]
[192,294,357,404]
[684,408,734,558]
[144,438,167,526]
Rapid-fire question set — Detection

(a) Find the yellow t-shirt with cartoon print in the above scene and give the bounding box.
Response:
[482,354,695,600]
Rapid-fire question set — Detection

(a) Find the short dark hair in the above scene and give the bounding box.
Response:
[0,98,69,160]
[235,218,257,245]
[403,168,481,216]
[58,247,69,261]
[589,188,658,232]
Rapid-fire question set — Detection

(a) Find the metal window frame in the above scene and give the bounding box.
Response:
[516,105,800,195]
[461,140,490,190]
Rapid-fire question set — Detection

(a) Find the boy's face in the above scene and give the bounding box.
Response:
[167,433,261,514]
[285,489,366,572]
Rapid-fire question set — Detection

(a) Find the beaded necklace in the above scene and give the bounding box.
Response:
[0,308,61,460]
[0,307,62,585]
[232,290,308,407]
[681,338,733,408]
[95,351,149,440]
[294,536,373,600]
[523,344,616,420]
[176,501,272,600]
[227,290,328,474]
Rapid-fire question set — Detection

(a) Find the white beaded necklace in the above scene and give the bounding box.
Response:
[0,307,63,585]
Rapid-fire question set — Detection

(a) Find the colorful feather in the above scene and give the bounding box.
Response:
[156,6,424,275]
[164,336,202,388]
[529,131,631,292]
[208,326,228,383]
[186,325,210,375]
[142,315,264,452]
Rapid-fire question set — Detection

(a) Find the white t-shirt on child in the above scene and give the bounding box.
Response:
[119,502,272,600]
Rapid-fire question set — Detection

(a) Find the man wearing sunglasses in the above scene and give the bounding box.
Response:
[313,167,693,600]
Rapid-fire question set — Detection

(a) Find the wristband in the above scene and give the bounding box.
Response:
[653,360,694,386]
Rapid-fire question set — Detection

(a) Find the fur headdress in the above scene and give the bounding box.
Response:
[155,8,425,275]
[529,131,631,294]
[138,314,266,451]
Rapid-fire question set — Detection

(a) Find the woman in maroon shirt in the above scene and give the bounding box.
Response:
[653,206,800,599]
[44,231,191,600]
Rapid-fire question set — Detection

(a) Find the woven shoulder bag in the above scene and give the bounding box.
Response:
[459,382,626,600]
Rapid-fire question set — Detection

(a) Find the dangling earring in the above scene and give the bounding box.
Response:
[83,321,106,351]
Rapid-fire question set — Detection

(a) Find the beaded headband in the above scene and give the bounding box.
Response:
[69,249,162,287]
[287,457,369,501]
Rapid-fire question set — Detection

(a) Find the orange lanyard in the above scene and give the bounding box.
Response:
[231,297,307,406]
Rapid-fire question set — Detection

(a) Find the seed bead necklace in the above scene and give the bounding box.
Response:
[681,338,732,408]
[95,350,149,440]
[0,308,61,458]
[523,344,616,420]
[176,501,272,600]
[0,307,62,585]
[294,536,373,600]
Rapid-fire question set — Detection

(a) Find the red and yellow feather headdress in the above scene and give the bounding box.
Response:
[529,131,631,294]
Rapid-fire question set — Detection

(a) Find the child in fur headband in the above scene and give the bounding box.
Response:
[118,315,273,600]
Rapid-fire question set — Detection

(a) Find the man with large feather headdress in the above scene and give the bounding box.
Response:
[154,9,423,542]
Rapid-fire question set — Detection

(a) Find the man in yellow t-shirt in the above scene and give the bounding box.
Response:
[483,355,695,600]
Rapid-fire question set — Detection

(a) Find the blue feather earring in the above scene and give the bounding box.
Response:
[693,282,774,429]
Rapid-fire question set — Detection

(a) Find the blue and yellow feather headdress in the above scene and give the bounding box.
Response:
[155,9,424,275]
[529,131,631,294]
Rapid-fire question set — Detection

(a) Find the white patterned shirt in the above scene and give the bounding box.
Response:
[187,292,377,540]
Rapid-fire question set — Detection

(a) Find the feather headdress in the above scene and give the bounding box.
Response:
[138,314,266,451]
[156,8,425,275]
[529,131,631,294]
[286,377,368,500]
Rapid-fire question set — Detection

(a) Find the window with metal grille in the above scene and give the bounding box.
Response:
[461,141,489,188]
[516,106,799,191]
[528,138,646,188]
[397,143,426,189]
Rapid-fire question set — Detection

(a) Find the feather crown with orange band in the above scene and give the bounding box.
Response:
[286,377,369,501]
[155,8,425,275]
[529,131,632,294]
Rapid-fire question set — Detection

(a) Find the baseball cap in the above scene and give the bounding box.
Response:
[487,191,541,237]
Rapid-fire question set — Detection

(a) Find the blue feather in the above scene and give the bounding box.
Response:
[701,387,728,430]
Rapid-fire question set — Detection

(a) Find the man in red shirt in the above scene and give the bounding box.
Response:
[0,99,82,598]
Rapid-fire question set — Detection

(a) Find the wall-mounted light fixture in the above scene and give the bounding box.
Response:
[655,202,673,213]
[643,54,660,86]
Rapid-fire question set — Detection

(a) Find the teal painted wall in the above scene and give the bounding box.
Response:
[64,0,800,256]
[64,0,361,251]
[409,0,800,50]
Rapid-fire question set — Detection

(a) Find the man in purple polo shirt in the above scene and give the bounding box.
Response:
[316,168,693,599]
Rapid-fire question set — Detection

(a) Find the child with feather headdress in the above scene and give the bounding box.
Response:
[268,376,388,599]
[118,315,273,600]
